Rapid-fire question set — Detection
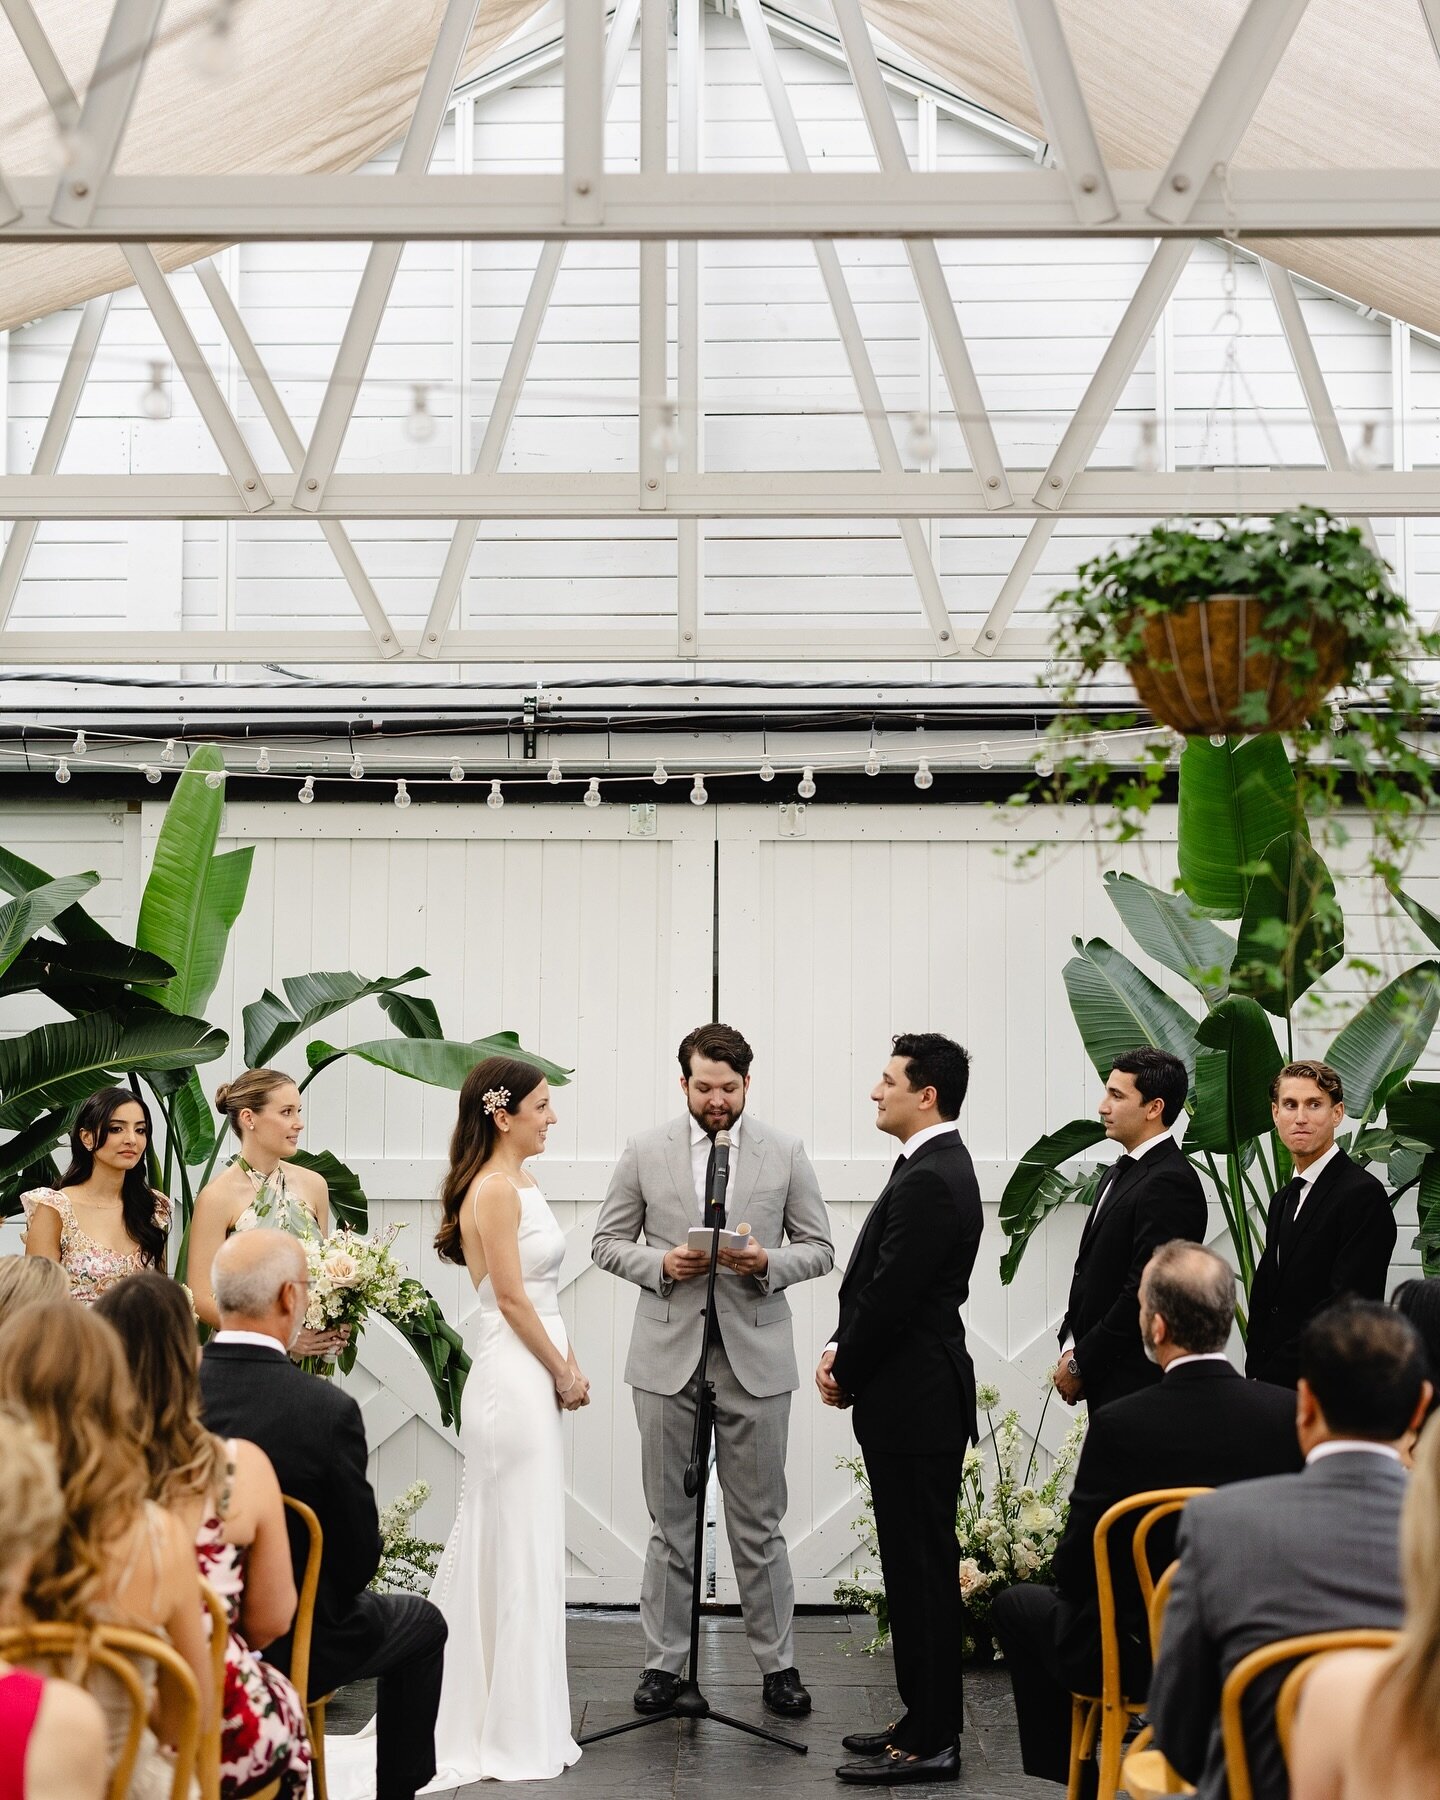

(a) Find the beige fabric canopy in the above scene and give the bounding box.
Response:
[2,0,1439,336]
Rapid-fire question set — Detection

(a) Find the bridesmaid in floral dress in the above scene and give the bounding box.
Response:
[22,1088,170,1304]
[188,1069,348,1357]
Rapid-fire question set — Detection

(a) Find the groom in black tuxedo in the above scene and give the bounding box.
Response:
[199,1228,448,1800]
[818,1033,983,1786]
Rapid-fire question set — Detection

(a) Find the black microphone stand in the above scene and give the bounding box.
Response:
[579,1130,806,1756]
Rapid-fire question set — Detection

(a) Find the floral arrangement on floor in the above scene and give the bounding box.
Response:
[370,1480,444,1595]
[835,1383,1087,1659]
[299,1223,472,1430]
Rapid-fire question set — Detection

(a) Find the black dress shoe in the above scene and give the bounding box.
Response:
[762,1668,812,1716]
[835,1743,960,1785]
[841,1725,900,1755]
[633,1669,681,1714]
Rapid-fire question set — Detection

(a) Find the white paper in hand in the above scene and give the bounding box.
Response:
[687,1224,751,1257]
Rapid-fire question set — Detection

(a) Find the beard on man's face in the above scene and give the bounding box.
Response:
[686,1087,745,1133]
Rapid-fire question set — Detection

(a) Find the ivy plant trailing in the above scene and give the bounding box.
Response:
[1033,508,1439,890]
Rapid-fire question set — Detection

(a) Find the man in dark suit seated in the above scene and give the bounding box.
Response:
[1053,1048,1208,1414]
[199,1229,447,1800]
[1150,1300,1431,1800]
[1246,1059,1397,1388]
[992,1241,1301,1790]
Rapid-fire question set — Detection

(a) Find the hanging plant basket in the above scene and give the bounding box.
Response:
[1126,593,1349,735]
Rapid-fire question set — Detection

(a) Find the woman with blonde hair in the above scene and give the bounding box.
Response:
[1290,1413,1440,1799]
[0,1408,106,1800]
[95,1272,309,1800]
[0,1301,211,1799]
[187,1068,345,1357]
[0,1253,68,1326]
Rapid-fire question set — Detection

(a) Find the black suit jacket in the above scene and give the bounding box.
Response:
[199,1340,383,1694]
[1245,1148,1396,1388]
[1048,1360,1302,1688]
[829,1130,983,1455]
[1059,1136,1208,1409]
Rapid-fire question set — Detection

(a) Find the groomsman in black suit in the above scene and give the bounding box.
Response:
[818,1033,983,1787]
[1246,1060,1396,1388]
[1054,1048,1208,1412]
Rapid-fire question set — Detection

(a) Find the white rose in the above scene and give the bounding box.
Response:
[958,1558,988,1599]
[322,1250,362,1288]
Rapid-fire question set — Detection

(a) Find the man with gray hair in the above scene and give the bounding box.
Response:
[200,1229,448,1800]
[991,1241,1302,1792]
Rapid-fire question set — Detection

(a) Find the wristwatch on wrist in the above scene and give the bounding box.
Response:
[1065,1356,1080,1378]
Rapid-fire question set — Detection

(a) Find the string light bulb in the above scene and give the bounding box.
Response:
[690,773,708,806]
[140,362,170,421]
[1208,734,1226,748]
[449,758,464,784]
[864,748,882,777]
[205,769,223,789]
[977,742,994,771]
[652,760,669,785]
[758,759,775,783]
[1353,419,1379,471]
[1035,752,1054,779]
[905,410,936,461]
[143,764,161,784]
[54,757,70,785]
[403,385,437,444]
[797,766,817,799]
[161,739,176,764]
[393,780,411,809]
[298,776,315,804]
[583,778,602,808]
[486,780,504,810]
[350,754,364,781]
[1134,417,1160,474]
[546,758,562,785]
[72,730,87,755]
[914,758,933,791]
[255,746,270,774]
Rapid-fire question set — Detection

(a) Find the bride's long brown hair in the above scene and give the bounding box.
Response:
[434,1056,549,1265]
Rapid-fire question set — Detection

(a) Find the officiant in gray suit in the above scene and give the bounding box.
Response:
[592,1022,834,1720]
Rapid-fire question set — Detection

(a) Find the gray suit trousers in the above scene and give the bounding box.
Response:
[633,1331,794,1676]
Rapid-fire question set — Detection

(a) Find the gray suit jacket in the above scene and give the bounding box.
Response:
[591,1114,834,1399]
[1148,1452,1407,1800]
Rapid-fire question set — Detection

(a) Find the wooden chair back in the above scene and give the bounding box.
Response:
[198,1580,230,1800]
[1147,1559,1180,1663]
[1220,1629,1400,1800]
[0,1620,201,1800]
[1132,1499,1192,1623]
[281,1494,323,1712]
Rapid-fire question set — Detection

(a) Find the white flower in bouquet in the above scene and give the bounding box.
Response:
[299,1224,431,1373]
[958,1558,991,1601]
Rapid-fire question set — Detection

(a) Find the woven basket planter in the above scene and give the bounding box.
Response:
[1126,594,1349,735]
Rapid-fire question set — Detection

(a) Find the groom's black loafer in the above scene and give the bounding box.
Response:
[633,1669,681,1713]
[763,1668,812,1716]
[841,1724,900,1755]
[836,1743,960,1784]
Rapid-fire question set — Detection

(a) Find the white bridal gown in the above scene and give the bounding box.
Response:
[326,1179,582,1794]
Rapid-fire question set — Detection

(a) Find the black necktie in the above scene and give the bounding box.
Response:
[1096,1154,1134,1211]
[703,1138,725,1228]
[1271,1177,1304,1261]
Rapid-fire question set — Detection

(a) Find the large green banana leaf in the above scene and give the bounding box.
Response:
[998,1118,1107,1285]
[303,1031,572,1091]
[1327,963,1440,1125]
[0,939,176,1006]
[287,1147,369,1232]
[0,874,100,980]
[1386,1082,1440,1151]
[378,990,445,1040]
[1416,1152,1440,1276]
[1186,997,1284,1153]
[0,846,111,943]
[0,1010,227,1130]
[159,1069,220,1168]
[0,1107,79,1187]
[135,745,253,1016]
[243,968,431,1068]
[1102,871,1235,1006]
[1391,884,1440,954]
[1061,937,1200,1082]
[1231,832,1343,1019]
[1176,736,1303,918]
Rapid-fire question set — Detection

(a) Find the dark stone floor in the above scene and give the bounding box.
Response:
[329,1609,1052,1798]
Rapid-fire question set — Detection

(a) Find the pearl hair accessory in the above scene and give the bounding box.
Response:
[482,1088,511,1117]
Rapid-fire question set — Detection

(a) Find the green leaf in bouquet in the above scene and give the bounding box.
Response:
[243,967,432,1068]
[286,1149,368,1232]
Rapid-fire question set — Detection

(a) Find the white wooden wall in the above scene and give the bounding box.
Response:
[2,795,1435,1601]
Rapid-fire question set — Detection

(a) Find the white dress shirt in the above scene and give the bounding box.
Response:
[1163,1352,1233,1373]
[898,1121,960,1158]
[1289,1141,1341,1224]
[1305,1439,1403,1467]
[690,1112,743,1218]
[212,1328,287,1354]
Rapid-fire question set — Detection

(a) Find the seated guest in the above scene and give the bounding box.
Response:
[199,1230,447,1800]
[1150,1301,1431,1800]
[993,1242,1301,1790]
[1288,1415,1440,1800]
[0,1302,211,1800]
[0,1253,68,1325]
[21,1089,171,1305]
[0,1408,107,1800]
[96,1272,311,1800]
[1246,1063,1395,1388]
[1390,1277,1440,1424]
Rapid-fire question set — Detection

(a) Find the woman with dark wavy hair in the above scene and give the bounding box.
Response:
[22,1087,170,1304]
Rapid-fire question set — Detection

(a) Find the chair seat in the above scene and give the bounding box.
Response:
[1121,1746,1195,1799]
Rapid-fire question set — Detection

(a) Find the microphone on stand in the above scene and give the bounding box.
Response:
[709,1128,731,1226]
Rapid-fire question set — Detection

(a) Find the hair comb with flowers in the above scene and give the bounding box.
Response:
[482,1087,511,1117]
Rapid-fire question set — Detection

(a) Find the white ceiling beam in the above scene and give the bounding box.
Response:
[637,0,668,515]
[45,0,164,228]
[193,259,403,657]
[1,0,79,131]
[1005,0,1117,224]
[416,0,640,658]
[675,0,703,659]
[291,0,484,515]
[1148,0,1312,226]
[6,468,1440,519]
[6,169,1440,241]
[737,0,957,654]
[0,294,110,631]
[829,0,1012,507]
[0,167,19,229]
[971,513,1058,658]
[563,0,606,226]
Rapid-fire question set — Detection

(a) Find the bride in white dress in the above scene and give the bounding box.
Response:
[426,1055,587,1785]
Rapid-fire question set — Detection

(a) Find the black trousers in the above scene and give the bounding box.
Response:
[342,1592,449,1800]
[864,1449,965,1755]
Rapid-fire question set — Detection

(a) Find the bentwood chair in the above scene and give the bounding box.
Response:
[1065,1487,1211,1800]
[198,1580,230,1800]
[0,1620,201,1800]
[281,1494,329,1800]
[1119,1555,1196,1799]
[1220,1629,1400,1800]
